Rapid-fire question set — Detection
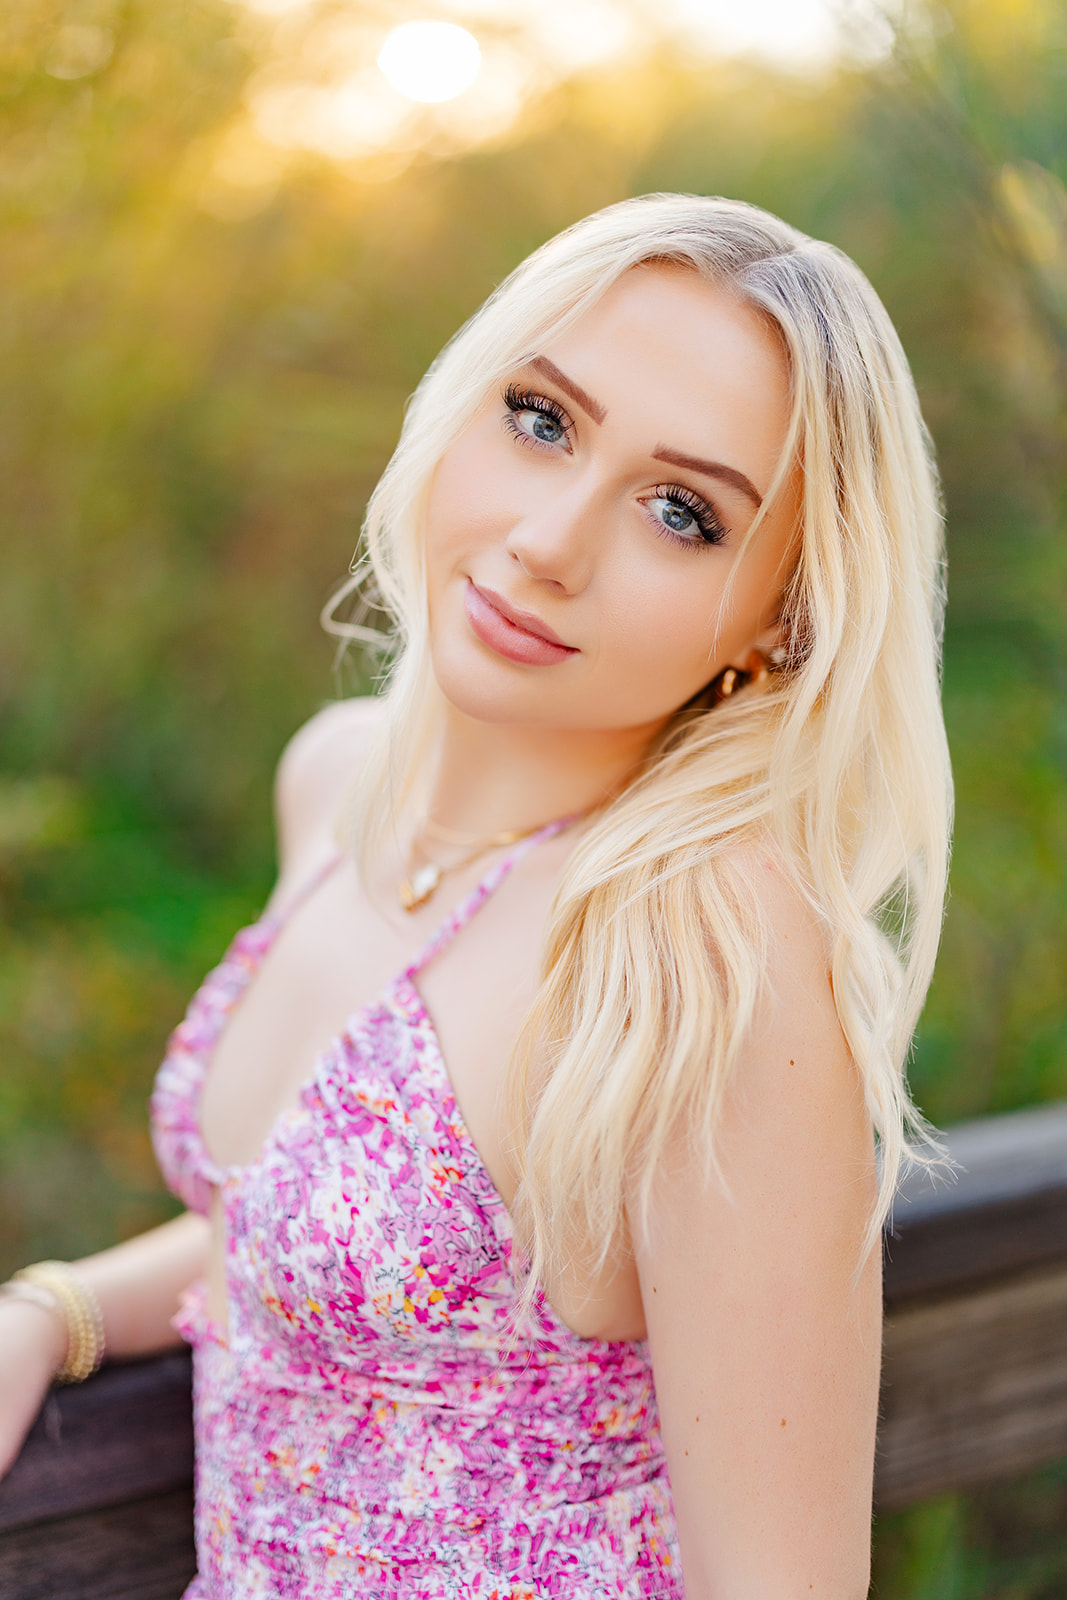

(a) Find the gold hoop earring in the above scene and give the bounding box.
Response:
[708,650,772,705]
[709,665,741,703]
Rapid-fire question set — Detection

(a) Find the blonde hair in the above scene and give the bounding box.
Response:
[332,194,952,1287]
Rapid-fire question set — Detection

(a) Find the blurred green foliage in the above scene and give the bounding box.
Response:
[1,0,1065,1589]
[872,1455,1067,1597]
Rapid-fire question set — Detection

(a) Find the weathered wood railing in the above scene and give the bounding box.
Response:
[2,1100,1067,1598]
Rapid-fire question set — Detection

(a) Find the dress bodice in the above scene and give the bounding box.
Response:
[149,825,682,1598]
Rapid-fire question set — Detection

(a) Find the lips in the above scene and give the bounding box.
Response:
[464,580,578,667]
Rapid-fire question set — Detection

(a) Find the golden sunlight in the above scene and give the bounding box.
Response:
[231,0,892,178]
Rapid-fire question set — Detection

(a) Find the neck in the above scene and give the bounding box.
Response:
[422,704,665,838]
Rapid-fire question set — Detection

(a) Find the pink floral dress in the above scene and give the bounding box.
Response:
[150,823,684,1598]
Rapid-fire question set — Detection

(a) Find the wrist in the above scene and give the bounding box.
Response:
[0,1292,69,1376]
[1,1261,105,1383]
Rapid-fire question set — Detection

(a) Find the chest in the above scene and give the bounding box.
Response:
[197,855,546,1198]
[217,984,529,1367]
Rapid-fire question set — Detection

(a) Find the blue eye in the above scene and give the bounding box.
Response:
[502,384,571,451]
[525,410,565,444]
[645,485,728,549]
[652,498,696,534]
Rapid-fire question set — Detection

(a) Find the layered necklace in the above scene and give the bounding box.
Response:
[400,813,575,912]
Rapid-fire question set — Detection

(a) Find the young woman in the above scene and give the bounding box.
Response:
[0,194,951,1598]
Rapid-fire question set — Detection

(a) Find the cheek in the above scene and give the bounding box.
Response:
[597,558,725,699]
[604,519,792,697]
[425,450,474,565]
[425,429,518,565]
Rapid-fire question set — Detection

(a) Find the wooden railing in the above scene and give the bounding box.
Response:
[879,1100,1067,1506]
[3,1100,1067,1598]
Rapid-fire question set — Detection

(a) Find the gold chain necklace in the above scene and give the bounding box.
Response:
[399,820,544,912]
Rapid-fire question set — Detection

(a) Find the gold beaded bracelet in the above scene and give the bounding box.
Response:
[1,1260,106,1384]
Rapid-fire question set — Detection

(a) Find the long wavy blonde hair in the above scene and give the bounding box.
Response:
[332,194,952,1284]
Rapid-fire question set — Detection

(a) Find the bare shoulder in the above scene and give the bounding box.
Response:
[700,835,864,1195]
[724,837,834,1004]
[274,697,385,876]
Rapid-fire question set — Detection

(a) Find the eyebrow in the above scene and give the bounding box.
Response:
[525,358,763,508]
[529,357,607,425]
[651,446,763,509]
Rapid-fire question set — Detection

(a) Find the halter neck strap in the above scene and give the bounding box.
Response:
[403,814,579,980]
[262,850,344,932]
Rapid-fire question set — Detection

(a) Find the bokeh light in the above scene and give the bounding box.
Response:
[377,21,482,104]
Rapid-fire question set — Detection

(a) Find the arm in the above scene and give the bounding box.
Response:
[0,1210,208,1477]
[635,864,880,1598]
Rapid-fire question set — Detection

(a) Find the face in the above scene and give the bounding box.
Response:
[424,265,797,738]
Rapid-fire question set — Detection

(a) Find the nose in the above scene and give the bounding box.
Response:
[505,478,601,593]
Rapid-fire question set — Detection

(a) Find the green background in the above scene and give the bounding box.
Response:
[2,1,1065,1589]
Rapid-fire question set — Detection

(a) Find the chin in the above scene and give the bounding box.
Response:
[431,647,567,729]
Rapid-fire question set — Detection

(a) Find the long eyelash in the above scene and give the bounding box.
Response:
[653,482,728,547]
[502,384,571,437]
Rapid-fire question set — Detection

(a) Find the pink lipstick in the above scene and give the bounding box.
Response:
[464,580,578,667]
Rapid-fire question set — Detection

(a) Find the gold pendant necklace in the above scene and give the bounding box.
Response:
[399,818,556,912]
[400,860,448,912]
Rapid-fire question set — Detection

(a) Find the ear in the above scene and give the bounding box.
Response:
[715,624,785,685]
[750,612,787,662]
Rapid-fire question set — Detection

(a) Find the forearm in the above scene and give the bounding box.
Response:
[72,1210,210,1359]
[0,1211,209,1480]
[6,1210,210,1365]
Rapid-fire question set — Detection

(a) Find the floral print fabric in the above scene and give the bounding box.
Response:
[150,828,683,1598]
